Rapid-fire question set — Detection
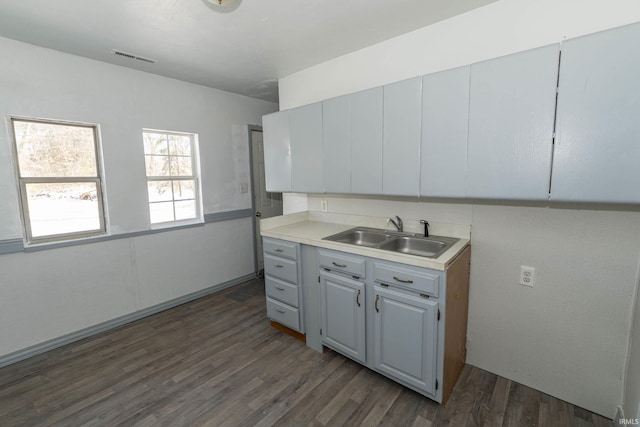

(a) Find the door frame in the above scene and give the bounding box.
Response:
[247,124,263,277]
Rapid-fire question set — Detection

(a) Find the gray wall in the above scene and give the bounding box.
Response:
[0,36,277,358]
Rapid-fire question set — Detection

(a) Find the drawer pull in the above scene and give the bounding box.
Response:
[274,264,284,268]
[332,261,347,268]
[356,289,361,307]
[375,294,380,313]
[274,248,284,252]
[275,308,286,314]
[393,276,413,284]
[275,285,285,291]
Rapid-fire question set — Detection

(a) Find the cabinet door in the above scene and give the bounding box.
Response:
[421,66,470,198]
[374,286,438,395]
[467,44,559,200]
[323,95,351,193]
[351,87,383,195]
[290,103,324,193]
[383,77,422,196]
[551,23,640,203]
[320,271,366,364]
[262,110,291,192]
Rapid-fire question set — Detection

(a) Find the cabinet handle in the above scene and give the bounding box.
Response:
[332,261,347,268]
[393,276,413,284]
[356,289,361,307]
[274,264,284,268]
[275,285,285,291]
[274,248,283,252]
[375,294,380,313]
[275,308,286,314]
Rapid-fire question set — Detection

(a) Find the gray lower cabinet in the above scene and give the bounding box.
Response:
[263,237,304,333]
[373,285,438,395]
[315,246,470,404]
[319,271,366,363]
[550,22,640,203]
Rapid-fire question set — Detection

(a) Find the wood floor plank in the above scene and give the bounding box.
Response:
[482,376,511,427]
[0,279,614,427]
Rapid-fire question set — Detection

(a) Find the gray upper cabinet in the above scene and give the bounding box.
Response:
[262,110,291,192]
[551,23,640,203]
[420,66,470,198]
[351,87,383,195]
[466,44,559,200]
[290,102,324,193]
[323,95,351,193]
[383,77,422,196]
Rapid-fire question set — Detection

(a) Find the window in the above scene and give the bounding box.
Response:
[11,118,106,243]
[143,130,200,225]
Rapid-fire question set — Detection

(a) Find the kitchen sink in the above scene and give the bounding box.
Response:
[377,236,449,258]
[325,229,392,247]
[322,227,459,259]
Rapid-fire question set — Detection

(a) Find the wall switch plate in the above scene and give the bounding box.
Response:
[320,200,328,212]
[520,266,536,287]
[240,183,249,194]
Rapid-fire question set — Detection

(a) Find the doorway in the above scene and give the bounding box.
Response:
[249,126,283,275]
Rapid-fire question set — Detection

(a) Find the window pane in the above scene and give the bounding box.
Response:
[173,180,196,200]
[143,132,168,155]
[170,156,193,176]
[147,181,173,202]
[14,120,97,177]
[145,155,170,177]
[25,182,101,238]
[175,200,197,221]
[149,202,175,223]
[169,135,191,156]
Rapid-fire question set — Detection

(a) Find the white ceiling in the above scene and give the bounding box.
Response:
[0,0,497,103]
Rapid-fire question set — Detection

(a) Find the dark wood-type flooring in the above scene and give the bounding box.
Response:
[0,279,613,426]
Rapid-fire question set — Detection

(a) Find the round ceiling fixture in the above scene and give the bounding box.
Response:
[202,0,243,13]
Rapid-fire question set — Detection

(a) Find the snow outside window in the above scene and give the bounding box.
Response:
[11,118,107,244]
[142,130,201,225]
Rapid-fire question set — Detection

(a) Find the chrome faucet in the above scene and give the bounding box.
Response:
[388,216,403,232]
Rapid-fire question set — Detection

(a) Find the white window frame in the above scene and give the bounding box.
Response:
[10,117,107,244]
[142,129,202,227]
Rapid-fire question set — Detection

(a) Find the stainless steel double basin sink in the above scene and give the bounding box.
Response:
[322,227,459,259]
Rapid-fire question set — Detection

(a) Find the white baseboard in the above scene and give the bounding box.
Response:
[0,273,256,368]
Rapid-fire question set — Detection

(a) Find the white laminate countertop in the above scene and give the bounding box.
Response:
[260,212,470,271]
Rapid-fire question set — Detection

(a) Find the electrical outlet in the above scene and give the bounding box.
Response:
[520,266,536,287]
[320,200,328,212]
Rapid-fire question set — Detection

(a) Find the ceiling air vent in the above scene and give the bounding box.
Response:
[112,49,156,64]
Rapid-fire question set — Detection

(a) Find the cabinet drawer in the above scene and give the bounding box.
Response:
[318,249,366,278]
[266,297,301,332]
[265,276,299,307]
[374,262,440,297]
[263,238,298,260]
[264,254,298,283]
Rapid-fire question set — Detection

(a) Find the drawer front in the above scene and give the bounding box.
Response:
[266,297,301,331]
[264,254,298,283]
[264,238,298,260]
[374,262,440,297]
[318,249,366,278]
[265,276,299,307]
